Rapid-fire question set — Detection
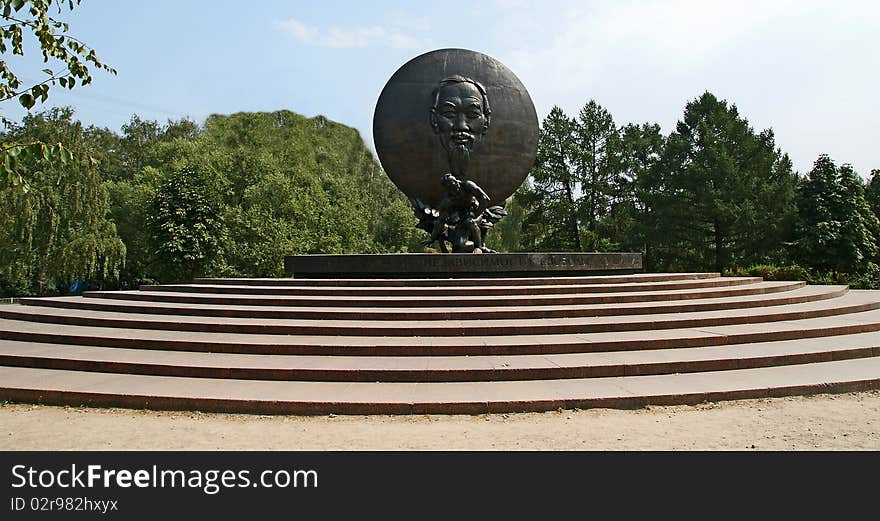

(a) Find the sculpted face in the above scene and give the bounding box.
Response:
[432,81,489,152]
[431,77,490,177]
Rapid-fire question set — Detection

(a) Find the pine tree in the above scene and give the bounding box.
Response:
[864,169,880,223]
[521,106,581,250]
[572,100,621,249]
[648,92,796,272]
[608,123,664,258]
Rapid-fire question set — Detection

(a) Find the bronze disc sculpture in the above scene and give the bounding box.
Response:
[373,48,538,253]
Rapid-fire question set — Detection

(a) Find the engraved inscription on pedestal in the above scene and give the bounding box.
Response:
[285,253,643,277]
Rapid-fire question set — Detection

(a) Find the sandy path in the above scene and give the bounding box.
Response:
[1,391,878,450]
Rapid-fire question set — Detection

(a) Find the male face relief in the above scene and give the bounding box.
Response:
[431,77,490,178]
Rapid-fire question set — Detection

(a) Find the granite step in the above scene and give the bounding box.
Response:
[192,272,719,287]
[1,331,877,382]
[20,283,840,321]
[81,280,805,308]
[137,276,762,297]
[2,288,874,336]
[3,306,880,356]
[2,356,879,414]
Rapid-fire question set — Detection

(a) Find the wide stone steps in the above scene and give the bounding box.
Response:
[1,272,880,414]
[3,304,880,356]
[0,331,877,382]
[19,283,838,321]
[1,357,878,414]
[2,286,872,336]
[77,280,805,308]
[136,276,760,297]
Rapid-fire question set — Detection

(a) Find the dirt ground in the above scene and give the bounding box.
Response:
[1,390,878,451]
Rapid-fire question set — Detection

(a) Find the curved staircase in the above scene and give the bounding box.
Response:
[2,272,880,414]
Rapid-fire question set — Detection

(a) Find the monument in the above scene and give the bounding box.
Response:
[6,52,874,418]
[373,49,539,253]
[285,48,642,277]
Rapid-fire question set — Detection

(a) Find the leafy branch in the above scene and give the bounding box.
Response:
[1,0,115,187]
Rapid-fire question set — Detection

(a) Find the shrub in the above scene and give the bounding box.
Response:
[723,264,810,281]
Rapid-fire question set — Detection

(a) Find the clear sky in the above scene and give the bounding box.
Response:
[3,0,878,176]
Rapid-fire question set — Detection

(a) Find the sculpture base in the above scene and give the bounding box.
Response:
[284,252,642,278]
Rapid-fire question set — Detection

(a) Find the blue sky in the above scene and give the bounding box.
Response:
[3,0,878,176]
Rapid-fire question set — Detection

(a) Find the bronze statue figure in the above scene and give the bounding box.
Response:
[417,173,506,253]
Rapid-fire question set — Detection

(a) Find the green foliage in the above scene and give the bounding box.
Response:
[724,262,880,290]
[793,155,880,274]
[723,264,811,281]
[105,110,417,283]
[0,107,420,294]
[843,263,880,289]
[485,187,529,252]
[5,86,878,294]
[372,196,424,253]
[148,166,224,282]
[1,139,73,187]
[522,106,582,250]
[0,0,116,114]
[864,169,880,225]
[1,0,115,189]
[520,103,662,256]
[196,111,414,275]
[104,128,196,288]
[573,100,620,240]
[606,122,665,258]
[0,107,124,296]
[644,92,797,272]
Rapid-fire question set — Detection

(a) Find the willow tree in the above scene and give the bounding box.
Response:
[0,108,125,295]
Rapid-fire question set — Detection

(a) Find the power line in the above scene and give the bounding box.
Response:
[12,74,196,122]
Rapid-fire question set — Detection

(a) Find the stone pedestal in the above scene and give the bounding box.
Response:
[284,252,642,278]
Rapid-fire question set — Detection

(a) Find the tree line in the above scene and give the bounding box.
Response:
[2,91,879,297]
[0,1,432,296]
[6,3,875,297]
[490,92,880,288]
[0,107,424,296]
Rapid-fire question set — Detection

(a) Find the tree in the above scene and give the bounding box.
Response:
[485,187,529,252]
[647,92,797,272]
[1,104,451,289]
[102,118,203,287]
[102,115,201,182]
[606,122,664,257]
[148,165,225,282]
[199,111,408,266]
[124,110,418,281]
[864,169,880,223]
[0,107,124,295]
[0,0,114,113]
[521,106,581,250]
[572,100,621,249]
[794,155,880,274]
[1,0,116,186]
